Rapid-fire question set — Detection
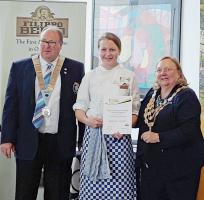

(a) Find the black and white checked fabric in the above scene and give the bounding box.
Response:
[79,127,136,200]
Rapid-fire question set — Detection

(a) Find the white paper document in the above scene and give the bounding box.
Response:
[102,96,132,135]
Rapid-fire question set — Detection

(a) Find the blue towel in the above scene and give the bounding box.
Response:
[83,127,111,181]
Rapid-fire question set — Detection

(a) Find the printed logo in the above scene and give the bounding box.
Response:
[16,5,68,37]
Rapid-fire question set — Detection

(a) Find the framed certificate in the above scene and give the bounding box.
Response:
[102,96,132,135]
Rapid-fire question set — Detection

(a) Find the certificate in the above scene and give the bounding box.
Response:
[102,96,132,135]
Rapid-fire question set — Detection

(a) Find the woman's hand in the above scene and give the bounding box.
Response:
[141,131,160,143]
[75,109,103,128]
[112,132,123,139]
[85,116,103,128]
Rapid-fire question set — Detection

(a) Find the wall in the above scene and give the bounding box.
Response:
[0,1,88,200]
[180,0,200,95]
[0,1,87,123]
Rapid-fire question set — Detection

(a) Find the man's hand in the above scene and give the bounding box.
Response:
[0,143,15,158]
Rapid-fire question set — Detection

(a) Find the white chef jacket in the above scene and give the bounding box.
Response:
[73,64,140,117]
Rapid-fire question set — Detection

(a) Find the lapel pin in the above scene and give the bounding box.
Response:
[73,82,80,94]
[64,67,68,75]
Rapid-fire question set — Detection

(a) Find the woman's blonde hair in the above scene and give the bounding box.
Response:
[98,32,121,52]
[154,56,188,89]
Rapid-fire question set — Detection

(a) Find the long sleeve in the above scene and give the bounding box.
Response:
[159,88,203,149]
[1,62,19,144]
[73,72,91,112]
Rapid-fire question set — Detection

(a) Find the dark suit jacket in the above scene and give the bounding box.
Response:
[136,86,204,180]
[1,57,85,160]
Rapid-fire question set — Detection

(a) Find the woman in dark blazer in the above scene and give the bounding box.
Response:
[136,56,204,200]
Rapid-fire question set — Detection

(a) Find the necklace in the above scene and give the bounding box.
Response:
[144,85,188,131]
[156,95,169,107]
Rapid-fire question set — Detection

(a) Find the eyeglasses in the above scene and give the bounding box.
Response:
[156,67,177,73]
[40,40,60,47]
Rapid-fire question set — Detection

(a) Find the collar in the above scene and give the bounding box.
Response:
[39,55,59,72]
[98,64,121,72]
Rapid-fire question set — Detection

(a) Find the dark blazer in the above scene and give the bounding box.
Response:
[136,86,204,180]
[1,57,85,160]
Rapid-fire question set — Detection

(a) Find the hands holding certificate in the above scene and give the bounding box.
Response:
[75,96,135,140]
[83,114,124,139]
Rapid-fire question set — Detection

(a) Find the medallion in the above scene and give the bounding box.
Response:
[144,85,187,131]
[42,106,51,117]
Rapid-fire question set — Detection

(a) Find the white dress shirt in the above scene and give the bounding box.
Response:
[35,56,61,134]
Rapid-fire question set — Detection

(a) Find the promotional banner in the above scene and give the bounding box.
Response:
[0,1,86,199]
[0,1,86,122]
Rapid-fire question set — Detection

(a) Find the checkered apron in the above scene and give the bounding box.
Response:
[79,127,136,200]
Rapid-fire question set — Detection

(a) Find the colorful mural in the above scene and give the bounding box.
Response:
[93,4,174,95]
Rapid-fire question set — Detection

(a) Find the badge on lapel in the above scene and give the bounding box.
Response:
[119,76,130,89]
[73,82,80,94]
[63,67,68,75]
[120,83,128,89]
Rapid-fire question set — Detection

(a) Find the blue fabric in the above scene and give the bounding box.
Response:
[1,57,85,160]
[80,128,136,199]
[83,127,111,181]
[32,64,52,128]
[136,87,204,180]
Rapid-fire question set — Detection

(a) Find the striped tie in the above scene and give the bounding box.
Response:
[32,63,53,128]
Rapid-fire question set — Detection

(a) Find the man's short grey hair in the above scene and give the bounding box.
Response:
[40,26,63,45]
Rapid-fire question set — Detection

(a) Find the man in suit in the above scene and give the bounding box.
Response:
[0,26,85,200]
